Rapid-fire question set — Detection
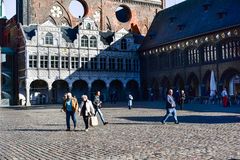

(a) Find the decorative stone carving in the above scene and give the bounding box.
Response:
[50,6,63,18]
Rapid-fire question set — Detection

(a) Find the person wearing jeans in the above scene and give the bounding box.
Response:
[62,92,79,131]
[161,89,179,124]
[93,91,108,125]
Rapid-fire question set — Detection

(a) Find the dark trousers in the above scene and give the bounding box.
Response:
[66,111,76,129]
[82,115,89,129]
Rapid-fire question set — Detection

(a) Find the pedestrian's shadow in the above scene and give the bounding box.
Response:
[117,115,240,124]
[10,128,66,132]
[9,128,85,132]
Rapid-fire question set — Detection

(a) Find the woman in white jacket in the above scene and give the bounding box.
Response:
[79,95,95,131]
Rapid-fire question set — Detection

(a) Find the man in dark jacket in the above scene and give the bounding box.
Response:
[161,89,179,124]
[93,91,108,125]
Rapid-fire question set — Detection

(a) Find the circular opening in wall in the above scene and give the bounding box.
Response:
[69,0,88,18]
[115,5,132,23]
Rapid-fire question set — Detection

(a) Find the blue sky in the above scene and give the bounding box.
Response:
[3,0,185,19]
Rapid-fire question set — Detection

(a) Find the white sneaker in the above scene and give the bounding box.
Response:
[85,129,88,132]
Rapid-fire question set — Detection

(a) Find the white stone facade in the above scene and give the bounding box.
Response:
[19,18,140,105]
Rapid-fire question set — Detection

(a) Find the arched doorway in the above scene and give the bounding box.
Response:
[187,73,199,97]
[202,70,211,96]
[220,68,240,97]
[109,80,124,102]
[151,78,160,100]
[91,80,107,101]
[52,80,69,103]
[126,80,139,100]
[72,80,89,102]
[174,74,185,91]
[30,80,48,105]
[160,76,170,100]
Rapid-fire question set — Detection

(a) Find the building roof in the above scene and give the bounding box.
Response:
[61,26,78,42]
[23,25,37,40]
[140,0,240,51]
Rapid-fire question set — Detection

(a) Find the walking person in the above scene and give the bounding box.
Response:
[79,95,95,132]
[61,92,79,131]
[93,91,108,125]
[161,89,179,124]
[128,93,133,110]
[179,90,186,110]
[221,87,229,107]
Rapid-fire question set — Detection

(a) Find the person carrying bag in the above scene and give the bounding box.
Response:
[79,95,95,132]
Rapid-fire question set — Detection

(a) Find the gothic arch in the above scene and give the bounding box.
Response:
[126,80,139,100]
[187,72,199,97]
[173,74,184,90]
[30,80,49,105]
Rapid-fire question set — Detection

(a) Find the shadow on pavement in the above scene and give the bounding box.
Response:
[117,115,240,124]
[10,128,64,132]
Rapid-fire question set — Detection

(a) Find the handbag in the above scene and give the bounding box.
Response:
[90,116,98,127]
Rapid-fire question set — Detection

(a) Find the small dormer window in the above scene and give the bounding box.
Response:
[121,38,127,50]
[169,16,176,24]
[217,11,227,19]
[90,36,97,47]
[203,4,211,11]
[86,23,91,30]
[45,32,53,45]
[177,24,185,31]
[81,35,88,47]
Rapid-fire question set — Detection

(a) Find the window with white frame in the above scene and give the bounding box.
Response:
[51,56,59,68]
[90,57,98,70]
[86,23,91,30]
[203,45,216,62]
[117,58,123,71]
[187,48,199,65]
[221,40,240,60]
[29,55,37,68]
[81,35,88,47]
[81,57,88,69]
[126,59,131,71]
[61,56,69,69]
[90,36,97,47]
[71,57,79,69]
[45,32,53,45]
[109,58,115,71]
[133,59,139,71]
[40,55,48,68]
[100,58,106,70]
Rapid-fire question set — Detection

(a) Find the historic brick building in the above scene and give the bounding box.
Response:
[17,0,164,35]
[13,0,164,105]
[139,0,240,101]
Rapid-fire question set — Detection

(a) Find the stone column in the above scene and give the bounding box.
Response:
[26,84,31,106]
[48,86,52,104]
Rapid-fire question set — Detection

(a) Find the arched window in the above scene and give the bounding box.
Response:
[172,50,184,67]
[187,48,199,65]
[90,36,97,47]
[86,23,91,30]
[45,32,53,45]
[221,40,240,60]
[203,44,216,63]
[121,38,127,50]
[81,35,88,47]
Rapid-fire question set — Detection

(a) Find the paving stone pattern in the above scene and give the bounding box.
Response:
[0,102,240,160]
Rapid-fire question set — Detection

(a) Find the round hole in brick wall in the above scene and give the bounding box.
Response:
[115,5,132,23]
[69,0,88,18]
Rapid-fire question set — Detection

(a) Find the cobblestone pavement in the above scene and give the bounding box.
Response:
[0,102,240,160]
